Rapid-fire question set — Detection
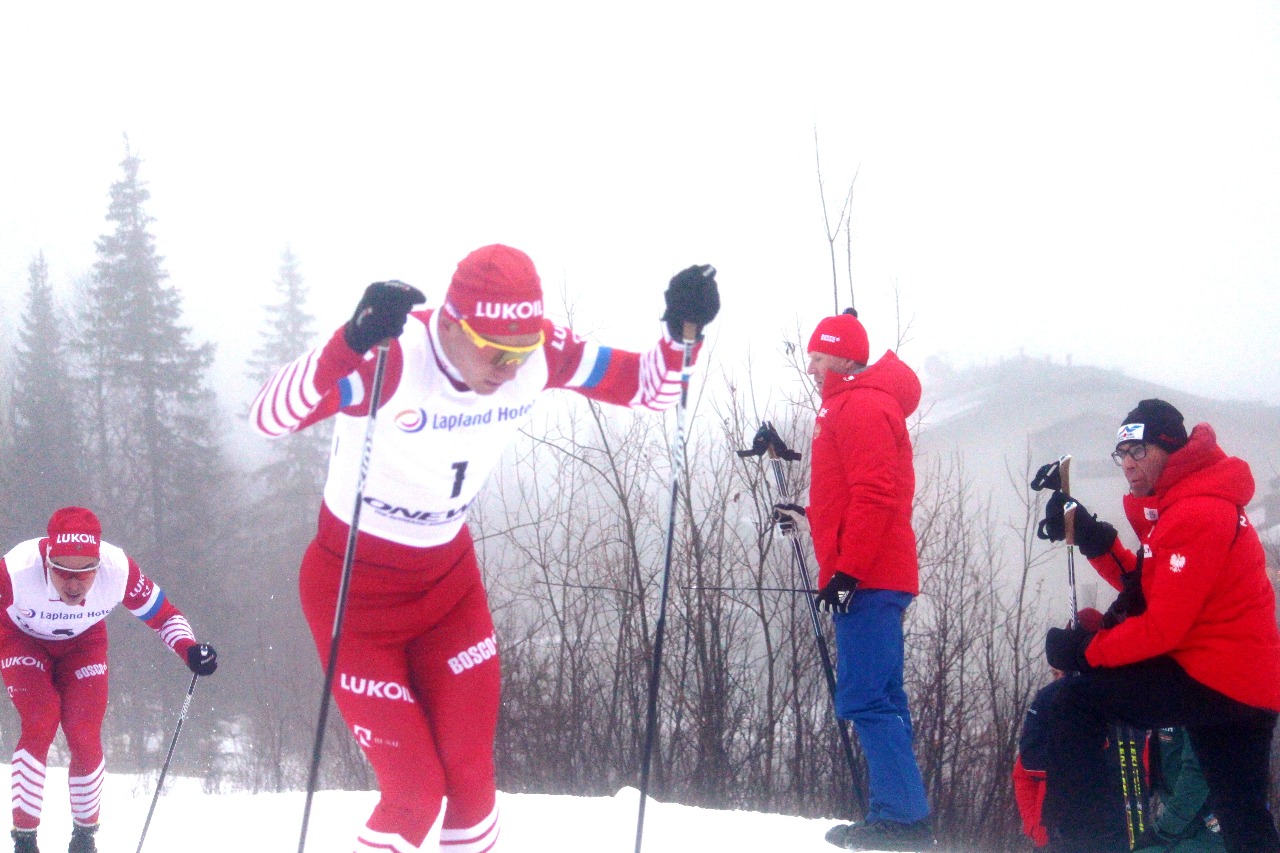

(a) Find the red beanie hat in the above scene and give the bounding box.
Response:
[444,244,544,337]
[1074,607,1104,633]
[807,309,869,365]
[46,507,102,562]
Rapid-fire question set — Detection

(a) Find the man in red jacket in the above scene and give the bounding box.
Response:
[1038,399,1280,853]
[775,309,932,851]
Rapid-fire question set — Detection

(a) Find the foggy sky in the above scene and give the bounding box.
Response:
[2,2,1278,409]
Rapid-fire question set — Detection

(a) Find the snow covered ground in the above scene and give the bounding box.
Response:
[14,766,849,852]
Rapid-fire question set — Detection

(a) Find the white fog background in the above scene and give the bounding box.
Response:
[2,2,1278,419]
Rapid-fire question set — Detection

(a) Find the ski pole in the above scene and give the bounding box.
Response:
[635,272,711,853]
[737,420,866,816]
[1115,724,1139,848]
[135,672,199,853]
[298,342,391,853]
[1060,454,1079,621]
[1115,724,1145,845]
[1031,455,1078,622]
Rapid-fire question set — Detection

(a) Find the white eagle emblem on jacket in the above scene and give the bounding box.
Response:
[1169,553,1187,573]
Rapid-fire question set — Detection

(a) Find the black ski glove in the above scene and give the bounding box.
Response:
[1045,626,1095,673]
[771,503,809,537]
[661,265,719,341]
[344,280,427,354]
[1036,492,1118,560]
[186,643,218,676]
[815,572,858,615]
[1102,555,1146,629]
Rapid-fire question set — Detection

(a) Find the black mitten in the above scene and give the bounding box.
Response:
[344,280,427,353]
[661,265,719,340]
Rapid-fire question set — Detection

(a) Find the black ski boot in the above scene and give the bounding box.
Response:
[66,825,96,853]
[10,829,38,853]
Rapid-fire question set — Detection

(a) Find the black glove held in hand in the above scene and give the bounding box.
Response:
[661,265,719,341]
[1030,459,1064,492]
[1102,557,1146,628]
[1035,491,1072,542]
[186,643,218,676]
[771,503,808,537]
[344,280,427,354]
[815,573,858,614]
[1036,492,1118,559]
[1045,626,1094,673]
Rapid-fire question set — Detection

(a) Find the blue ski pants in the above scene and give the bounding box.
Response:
[834,589,930,825]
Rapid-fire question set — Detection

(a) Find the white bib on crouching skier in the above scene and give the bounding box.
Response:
[2,540,130,641]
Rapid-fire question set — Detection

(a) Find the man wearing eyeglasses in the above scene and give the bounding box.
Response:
[1034,400,1280,853]
[249,244,719,853]
[0,507,218,853]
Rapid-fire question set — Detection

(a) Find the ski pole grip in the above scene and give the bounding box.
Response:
[1064,501,1078,547]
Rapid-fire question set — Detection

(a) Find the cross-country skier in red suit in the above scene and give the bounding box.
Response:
[0,507,218,853]
[249,244,719,853]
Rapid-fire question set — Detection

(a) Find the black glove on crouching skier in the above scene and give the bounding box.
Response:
[1102,555,1146,629]
[344,280,427,354]
[815,572,859,615]
[1036,492,1118,559]
[186,643,218,676]
[1045,626,1095,673]
[661,264,719,341]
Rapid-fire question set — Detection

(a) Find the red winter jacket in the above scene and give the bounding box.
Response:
[807,350,921,592]
[1085,424,1280,711]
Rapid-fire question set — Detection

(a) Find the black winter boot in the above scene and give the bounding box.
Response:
[66,825,96,853]
[10,829,38,853]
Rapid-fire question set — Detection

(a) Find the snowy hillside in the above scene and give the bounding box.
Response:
[13,766,856,853]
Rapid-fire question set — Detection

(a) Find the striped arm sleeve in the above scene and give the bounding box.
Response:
[124,563,197,656]
[552,324,698,412]
[249,327,368,437]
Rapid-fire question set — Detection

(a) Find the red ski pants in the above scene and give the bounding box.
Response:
[300,524,501,852]
[0,624,108,830]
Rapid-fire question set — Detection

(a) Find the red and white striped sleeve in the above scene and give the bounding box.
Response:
[544,321,702,411]
[249,326,405,437]
[121,558,197,660]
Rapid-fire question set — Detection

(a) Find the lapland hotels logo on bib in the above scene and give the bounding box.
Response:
[395,408,428,433]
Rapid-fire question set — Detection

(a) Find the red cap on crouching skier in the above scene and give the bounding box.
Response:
[46,506,102,565]
[444,244,545,337]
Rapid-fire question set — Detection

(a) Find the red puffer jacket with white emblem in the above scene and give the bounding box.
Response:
[1085,423,1280,711]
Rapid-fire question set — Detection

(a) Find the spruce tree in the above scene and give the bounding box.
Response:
[247,247,330,525]
[4,252,87,544]
[230,248,333,790]
[76,139,222,565]
[74,140,231,772]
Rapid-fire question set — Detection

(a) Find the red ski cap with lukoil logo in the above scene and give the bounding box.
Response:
[46,506,102,561]
[444,244,544,337]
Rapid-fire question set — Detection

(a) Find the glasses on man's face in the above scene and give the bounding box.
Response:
[1111,443,1148,466]
[457,317,545,367]
[45,555,100,576]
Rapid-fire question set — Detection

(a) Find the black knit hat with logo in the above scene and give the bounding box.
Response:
[1116,399,1188,454]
